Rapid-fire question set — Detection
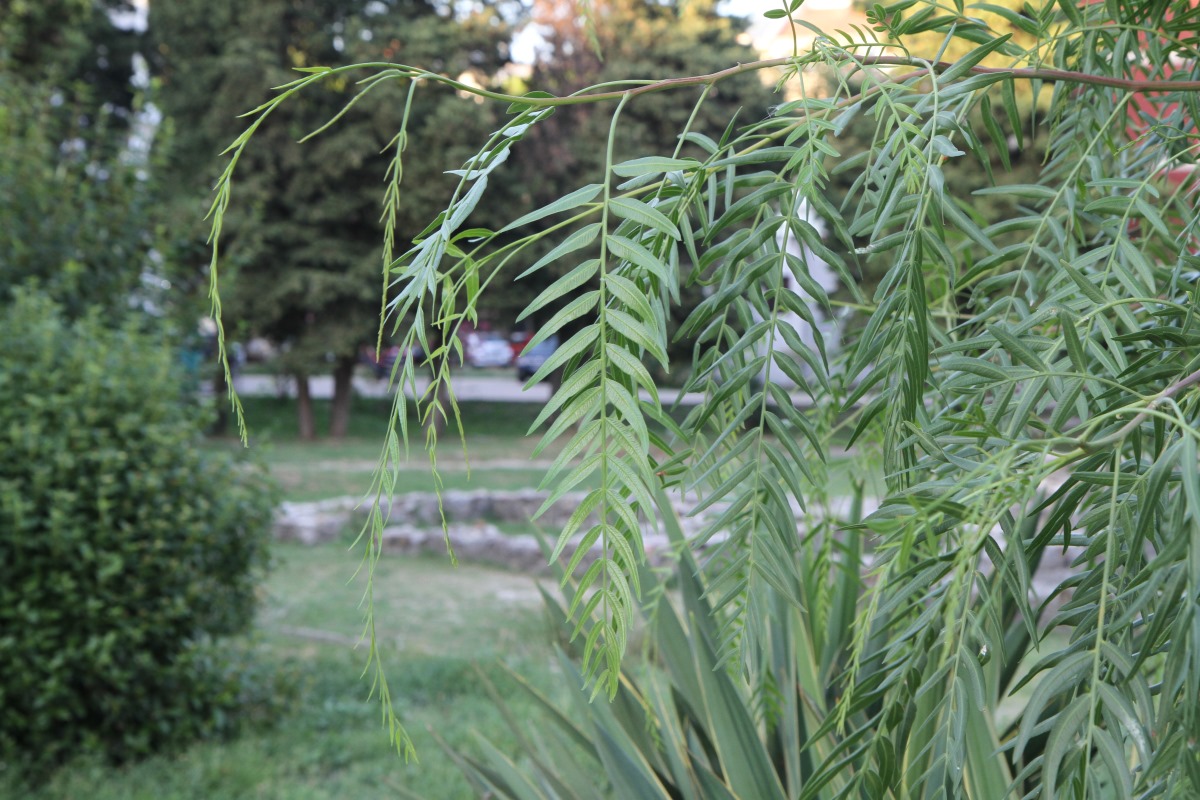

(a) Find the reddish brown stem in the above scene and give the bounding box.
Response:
[548,55,1200,105]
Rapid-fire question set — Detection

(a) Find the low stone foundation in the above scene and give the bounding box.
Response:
[273,489,680,572]
[273,489,603,545]
[272,489,1079,602]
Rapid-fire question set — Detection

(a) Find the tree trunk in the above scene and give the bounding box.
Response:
[210,367,229,437]
[295,373,316,441]
[425,379,451,439]
[421,327,450,439]
[329,356,356,439]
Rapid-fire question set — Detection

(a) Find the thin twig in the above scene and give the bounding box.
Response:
[312,53,1200,114]
[1083,366,1200,450]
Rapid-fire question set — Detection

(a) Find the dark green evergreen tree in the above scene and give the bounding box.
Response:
[0,0,156,319]
[1,0,141,135]
[151,0,511,438]
[485,0,775,365]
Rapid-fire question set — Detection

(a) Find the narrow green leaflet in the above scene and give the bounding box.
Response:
[517,223,602,279]
[499,184,603,233]
[611,156,697,178]
[609,196,681,239]
[606,234,672,285]
[201,11,1200,797]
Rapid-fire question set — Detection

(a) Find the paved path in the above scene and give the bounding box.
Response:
[230,372,705,405]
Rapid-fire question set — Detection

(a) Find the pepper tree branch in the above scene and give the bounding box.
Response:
[347,53,1200,111]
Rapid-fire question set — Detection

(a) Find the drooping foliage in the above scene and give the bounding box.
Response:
[211,0,1200,795]
[490,0,774,362]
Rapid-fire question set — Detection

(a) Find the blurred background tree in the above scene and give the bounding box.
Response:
[151,0,513,439]
[1,0,140,139]
[0,0,160,320]
[487,0,773,332]
[815,0,1057,304]
[1,3,282,776]
[149,0,771,433]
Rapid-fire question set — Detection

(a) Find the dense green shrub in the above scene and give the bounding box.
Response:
[0,292,277,769]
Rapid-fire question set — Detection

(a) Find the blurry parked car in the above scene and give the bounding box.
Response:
[509,329,535,360]
[516,335,560,382]
[466,332,513,368]
[244,337,277,362]
[360,344,402,379]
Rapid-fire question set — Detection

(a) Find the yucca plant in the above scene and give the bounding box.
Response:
[396,485,869,800]
[209,0,1200,795]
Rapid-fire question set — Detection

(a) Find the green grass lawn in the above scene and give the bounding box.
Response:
[207,396,883,504]
[258,455,555,503]
[226,396,548,443]
[205,397,567,502]
[8,395,884,797]
[5,543,574,800]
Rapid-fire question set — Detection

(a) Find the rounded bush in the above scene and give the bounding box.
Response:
[0,292,276,768]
